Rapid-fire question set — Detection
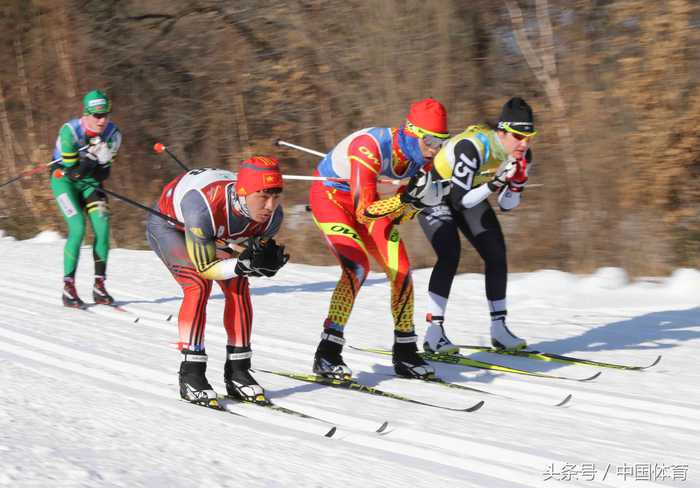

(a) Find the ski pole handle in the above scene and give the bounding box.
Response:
[153,142,190,171]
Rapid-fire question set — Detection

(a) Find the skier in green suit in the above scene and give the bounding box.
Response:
[50,90,122,308]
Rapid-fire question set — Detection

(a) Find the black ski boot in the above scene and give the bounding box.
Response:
[312,329,352,380]
[393,331,435,379]
[224,346,268,404]
[179,350,217,404]
[62,277,85,308]
[93,276,114,305]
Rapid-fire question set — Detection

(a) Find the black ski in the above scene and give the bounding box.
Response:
[225,397,390,434]
[182,396,336,437]
[419,376,573,407]
[257,369,485,413]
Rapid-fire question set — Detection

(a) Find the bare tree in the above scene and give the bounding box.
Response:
[0,81,42,222]
[504,0,594,269]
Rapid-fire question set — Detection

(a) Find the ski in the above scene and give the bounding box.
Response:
[224,397,338,437]
[225,396,390,435]
[92,303,130,313]
[114,305,173,324]
[257,369,485,413]
[397,375,573,407]
[87,302,143,323]
[454,344,662,371]
[182,396,337,437]
[428,377,573,407]
[105,303,130,313]
[181,396,229,412]
[64,304,95,313]
[351,346,601,382]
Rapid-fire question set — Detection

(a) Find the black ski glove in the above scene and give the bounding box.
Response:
[235,238,290,278]
[65,155,98,181]
[92,164,111,182]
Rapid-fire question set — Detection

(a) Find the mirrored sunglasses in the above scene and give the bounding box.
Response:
[422,134,448,150]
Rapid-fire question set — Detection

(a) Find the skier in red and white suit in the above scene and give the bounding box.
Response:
[147,157,288,405]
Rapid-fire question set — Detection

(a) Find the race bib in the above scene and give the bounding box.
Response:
[57,193,78,218]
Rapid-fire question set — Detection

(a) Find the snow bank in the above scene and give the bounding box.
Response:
[579,267,629,290]
[665,268,700,299]
[24,230,64,243]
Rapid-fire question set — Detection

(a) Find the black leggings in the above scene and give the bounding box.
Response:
[418,200,507,302]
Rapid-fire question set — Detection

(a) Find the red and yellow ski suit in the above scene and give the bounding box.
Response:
[311,126,429,333]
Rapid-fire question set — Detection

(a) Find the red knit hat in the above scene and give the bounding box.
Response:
[235,156,283,196]
[405,98,448,138]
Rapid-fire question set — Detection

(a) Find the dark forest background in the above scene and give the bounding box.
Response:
[0,0,698,275]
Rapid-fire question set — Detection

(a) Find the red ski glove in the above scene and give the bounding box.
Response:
[508,158,528,192]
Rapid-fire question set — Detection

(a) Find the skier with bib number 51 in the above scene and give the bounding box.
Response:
[419,97,536,354]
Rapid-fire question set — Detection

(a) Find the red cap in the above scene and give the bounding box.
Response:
[405,98,448,138]
[235,156,283,196]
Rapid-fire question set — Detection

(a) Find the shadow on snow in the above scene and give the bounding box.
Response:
[267,307,700,396]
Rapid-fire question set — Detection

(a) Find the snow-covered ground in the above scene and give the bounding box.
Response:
[1,232,698,488]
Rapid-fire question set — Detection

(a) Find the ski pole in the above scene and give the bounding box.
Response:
[275,139,401,186]
[82,179,182,227]
[153,142,190,171]
[275,139,326,158]
[276,138,542,189]
[281,173,401,185]
[79,179,245,253]
[281,174,369,183]
[152,141,386,185]
[0,145,89,190]
[0,166,49,189]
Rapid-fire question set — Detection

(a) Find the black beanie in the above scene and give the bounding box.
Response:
[497,97,535,134]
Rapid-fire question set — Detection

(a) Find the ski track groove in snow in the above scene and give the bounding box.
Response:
[0,341,645,488]
[1,275,696,468]
[0,305,561,477]
[0,318,558,487]
[0,351,497,487]
[0,296,574,486]
[0,242,698,487]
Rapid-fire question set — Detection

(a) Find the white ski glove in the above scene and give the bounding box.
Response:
[487,159,518,191]
[87,140,114,165]
[400,169,450,208]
